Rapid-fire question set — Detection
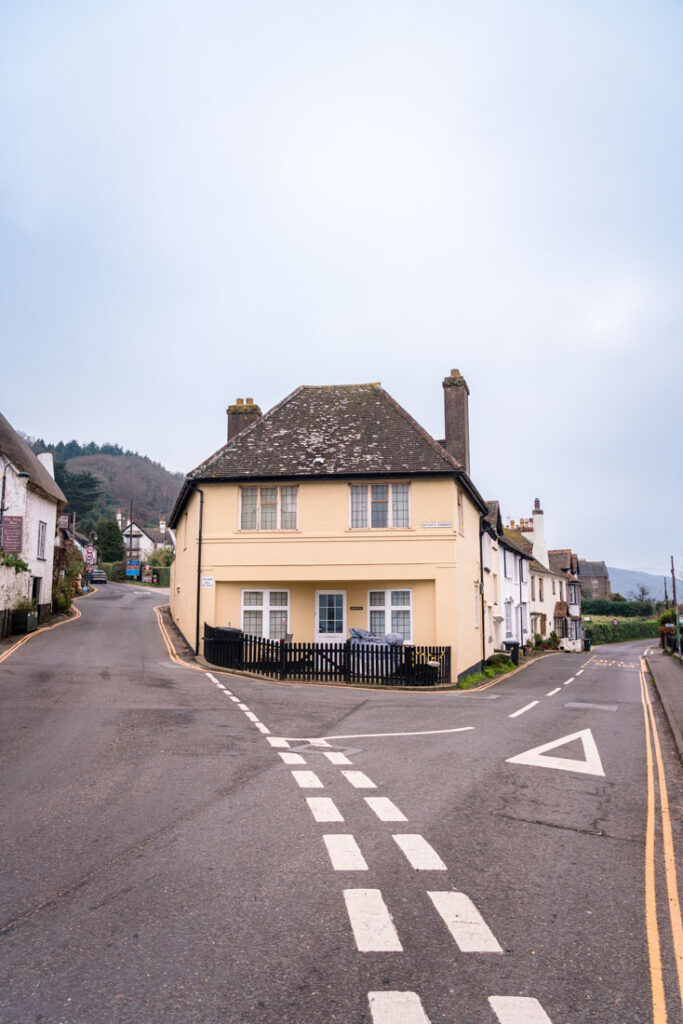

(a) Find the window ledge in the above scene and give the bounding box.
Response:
[237,529,301,534]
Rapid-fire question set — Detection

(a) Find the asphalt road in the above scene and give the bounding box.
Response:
[1,583,681,1024]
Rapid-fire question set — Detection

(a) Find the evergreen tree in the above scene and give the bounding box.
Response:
[96,519,125,562]
[55,463,101,523]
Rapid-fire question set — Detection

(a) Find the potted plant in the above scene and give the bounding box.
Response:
[12,598,38,634]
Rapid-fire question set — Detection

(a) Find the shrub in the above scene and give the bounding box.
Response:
[459,657,515,688]
[101,561,125,582]
[582,598,655,618]
[585,619,660,644]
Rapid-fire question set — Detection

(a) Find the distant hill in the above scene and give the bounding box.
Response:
[65,453,183,528]
[21,434,183,533]
[607,566,683,603]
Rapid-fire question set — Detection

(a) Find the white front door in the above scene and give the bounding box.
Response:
[315,591,346,644]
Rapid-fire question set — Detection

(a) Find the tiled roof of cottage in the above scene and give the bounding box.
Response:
[189,384,461,480]
[502,527,533,559]
[578,560,609,578]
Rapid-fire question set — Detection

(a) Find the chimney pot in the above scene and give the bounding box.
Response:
[236,397,244,406]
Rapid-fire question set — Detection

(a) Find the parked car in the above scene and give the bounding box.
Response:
[90,569,107,584]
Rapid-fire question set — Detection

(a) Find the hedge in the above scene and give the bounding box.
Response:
[585,620,659,644]
[581,599,655,618]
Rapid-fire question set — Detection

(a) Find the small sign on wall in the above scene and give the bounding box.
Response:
[2,516,23,552]
[201,576,214,588]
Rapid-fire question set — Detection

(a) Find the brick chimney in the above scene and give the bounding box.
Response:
[442,369,470,473]
[227,397,262,441]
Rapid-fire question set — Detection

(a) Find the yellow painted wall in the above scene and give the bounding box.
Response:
[172,476,485,678]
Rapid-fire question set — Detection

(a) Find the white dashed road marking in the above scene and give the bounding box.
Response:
[393,835,446,871]
[368,991,431,1023]
[267,737,290,748]
[254,722,270,734]
[344,889,403,951]
[229,695,240,703]
[365,797,408,822]
[427,892,503,952]
[576,669,584,675]
[489,996,554,1023]
[307,797,344,822]
[563,678,574,685]
[245,711,259,722]
[509,701,539,719]
[323,834,369,871]
[238,703,249,710]
[324,751,352,765]
[342,771,377,789]
[309,738,331,747]
[545,687,561,696]
[291,771,324,789]
[279,752,307,765]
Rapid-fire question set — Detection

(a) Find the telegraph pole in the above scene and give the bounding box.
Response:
[671,556,681,658]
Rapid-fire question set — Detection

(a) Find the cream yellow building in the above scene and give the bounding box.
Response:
[169,372,490,681]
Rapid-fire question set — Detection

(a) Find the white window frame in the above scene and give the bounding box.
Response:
[241,589,290,639]
[37,521,47,560]
[367,588,413,640]
[239,485,298,531]
[503,549,514,580]
[315,590,347,642]
[349,483,411,529]
[504,600,513,638]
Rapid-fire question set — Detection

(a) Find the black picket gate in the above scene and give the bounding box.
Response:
[203,625,451,686]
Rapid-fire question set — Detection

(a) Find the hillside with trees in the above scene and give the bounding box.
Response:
[21,435,184,535]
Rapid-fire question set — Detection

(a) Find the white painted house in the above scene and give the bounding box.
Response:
[508,499,583,652]
[118,513,176,562]
[0,412,66,621]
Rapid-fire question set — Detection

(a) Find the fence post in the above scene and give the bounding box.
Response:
[280,640,288,680]
[344,640,351,683]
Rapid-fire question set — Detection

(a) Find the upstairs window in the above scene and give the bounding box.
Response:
[241,486,298,530]
[503,549,514,579]
[350,484,410,529]
[37,521,47,559]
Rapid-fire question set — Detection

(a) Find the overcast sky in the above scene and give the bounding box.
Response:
[1,0,681,575]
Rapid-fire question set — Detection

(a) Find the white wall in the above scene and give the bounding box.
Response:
[1,463,58,610]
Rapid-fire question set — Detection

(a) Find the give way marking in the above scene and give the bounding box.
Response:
[506,728,605,777]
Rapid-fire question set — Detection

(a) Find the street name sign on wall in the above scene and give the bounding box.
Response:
[1,516,23,553]
[421,522,452,529]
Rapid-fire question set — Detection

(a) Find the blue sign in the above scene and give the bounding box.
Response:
[126,559,141,578]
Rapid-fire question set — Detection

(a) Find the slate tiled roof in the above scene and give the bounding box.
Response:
[578,560,609,578]
[189,384,461,481]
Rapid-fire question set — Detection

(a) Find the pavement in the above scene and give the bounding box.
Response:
[646,644,683,760]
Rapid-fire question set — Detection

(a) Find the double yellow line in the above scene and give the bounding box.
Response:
[0,587,98,666]
[640,657,683,1022]
[153,605,204,672]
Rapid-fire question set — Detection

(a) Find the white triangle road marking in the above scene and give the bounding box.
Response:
[506,728,605,777]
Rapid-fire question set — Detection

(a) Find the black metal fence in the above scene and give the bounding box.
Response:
[203,625,451,686]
